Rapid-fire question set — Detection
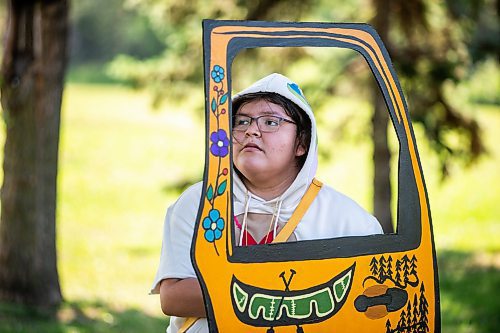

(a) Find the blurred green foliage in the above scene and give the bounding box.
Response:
[64,0,500,179]
[99,0,500,178]
[66,0,499,110]
[454,58,500,105]
[68,0,165,83]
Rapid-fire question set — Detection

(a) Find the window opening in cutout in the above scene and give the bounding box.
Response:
[229,46,402,260]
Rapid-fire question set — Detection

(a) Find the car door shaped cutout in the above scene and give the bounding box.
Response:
[192,20,440,333]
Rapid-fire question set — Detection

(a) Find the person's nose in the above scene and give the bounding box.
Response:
[245,118,261,137]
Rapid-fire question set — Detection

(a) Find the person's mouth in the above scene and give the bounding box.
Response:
[242,143,263,152]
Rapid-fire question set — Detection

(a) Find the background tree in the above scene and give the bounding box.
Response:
[0,0,69,310]
[370,0,498,231]
[371,0,394,232]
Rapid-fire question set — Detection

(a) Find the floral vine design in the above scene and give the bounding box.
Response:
[201,64,229,255]
[202,209,225,243]
[211,65,225,83]
[210,130,229,157]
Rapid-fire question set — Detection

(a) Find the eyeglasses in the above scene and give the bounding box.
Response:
[232,114,296,133]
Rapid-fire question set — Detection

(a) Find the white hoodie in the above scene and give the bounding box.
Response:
[151,73,382,333]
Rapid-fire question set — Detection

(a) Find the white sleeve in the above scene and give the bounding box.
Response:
[150,183,202,294]
[366,214,384,235]
[295,185,383,240]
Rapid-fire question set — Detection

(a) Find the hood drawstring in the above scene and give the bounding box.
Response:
[239,191,252,247]
[239,190,284,246]
[273,200,283,240]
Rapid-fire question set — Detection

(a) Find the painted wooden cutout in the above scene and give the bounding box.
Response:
[192,20,440,333]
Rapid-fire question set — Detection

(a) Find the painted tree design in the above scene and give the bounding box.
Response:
[385,282,430,333]
[397,309,406,331]
[418,283,429,333]
[365,255,419,289]
[379,255,388,280]
[370,256,379,277]
[412,294,419,327]
[410,255,418,279]
[386,319,392,333]
[402,255,411,283]
[405,300,413,331]
[395,259,403,286]
[387,256,394,279]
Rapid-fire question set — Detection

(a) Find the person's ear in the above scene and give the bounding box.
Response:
[295,138,306,157]
[296,145,306,157]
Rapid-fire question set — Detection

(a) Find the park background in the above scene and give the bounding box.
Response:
[0,1,498,332]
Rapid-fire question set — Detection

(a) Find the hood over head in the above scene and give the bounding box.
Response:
[232,73,319,222]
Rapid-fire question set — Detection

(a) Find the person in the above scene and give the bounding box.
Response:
[150,73,383,332]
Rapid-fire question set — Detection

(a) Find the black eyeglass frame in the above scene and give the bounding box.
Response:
[232,114,297,133]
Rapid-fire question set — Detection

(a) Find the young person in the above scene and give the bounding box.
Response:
[151,73,383,332]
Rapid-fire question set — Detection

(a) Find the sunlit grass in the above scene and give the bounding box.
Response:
[57,84,204,318]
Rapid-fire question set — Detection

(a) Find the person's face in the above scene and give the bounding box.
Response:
[232,99,306,184]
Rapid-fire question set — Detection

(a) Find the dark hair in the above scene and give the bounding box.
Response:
[232,92,312,168]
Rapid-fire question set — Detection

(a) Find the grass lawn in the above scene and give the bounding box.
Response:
[0,83,498,332]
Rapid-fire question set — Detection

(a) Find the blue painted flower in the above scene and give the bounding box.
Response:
[202,209,225,242]
[210,129,229,157]
[211,65,225,83]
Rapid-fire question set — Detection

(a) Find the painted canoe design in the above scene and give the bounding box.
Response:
[230,264,355,327]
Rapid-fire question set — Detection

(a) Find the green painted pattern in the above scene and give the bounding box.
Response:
[249,288,335,321]
[333,270,352,303]
[233,282,249,312]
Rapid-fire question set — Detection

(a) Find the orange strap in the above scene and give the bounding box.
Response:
[178,316,198,333]
[177,178,322,332]
[273,178,323,243]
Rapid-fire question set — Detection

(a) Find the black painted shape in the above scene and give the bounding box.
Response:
[273,269,297,323]
[354,287,408,313]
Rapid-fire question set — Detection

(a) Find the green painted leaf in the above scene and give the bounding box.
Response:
[207,185,214,200]
[211,98,217,112]
[217,180,227,195]
[219,94,228,105]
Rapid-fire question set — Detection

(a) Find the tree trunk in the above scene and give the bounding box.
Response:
[372,85,394,233]
[0,0,68,309]
[371,0,394,233]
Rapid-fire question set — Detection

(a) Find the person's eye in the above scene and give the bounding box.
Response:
[264,117,280,127]
[235,118,249,126]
